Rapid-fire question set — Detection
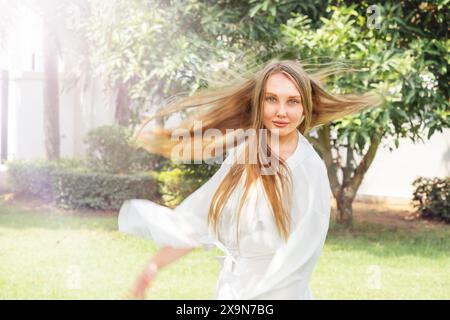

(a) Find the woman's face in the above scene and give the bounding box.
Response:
[262,72,304,137]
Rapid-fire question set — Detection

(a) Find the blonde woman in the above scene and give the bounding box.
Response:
[118,59,382,300]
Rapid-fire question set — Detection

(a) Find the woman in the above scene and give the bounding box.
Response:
[118,59,382,299]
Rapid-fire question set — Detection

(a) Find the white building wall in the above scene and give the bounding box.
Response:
[6,71,115,161]
[357,129,449,201]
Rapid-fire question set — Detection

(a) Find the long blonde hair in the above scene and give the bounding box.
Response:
[134,58,382,244]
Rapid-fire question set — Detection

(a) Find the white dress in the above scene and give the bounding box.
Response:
[118,130,332,300]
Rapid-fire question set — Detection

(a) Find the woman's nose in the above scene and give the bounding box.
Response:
[276,103,288,116]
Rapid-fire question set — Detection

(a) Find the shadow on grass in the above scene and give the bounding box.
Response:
[326,219,450,260]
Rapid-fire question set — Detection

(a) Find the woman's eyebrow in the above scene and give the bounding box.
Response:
[265,92,301,98]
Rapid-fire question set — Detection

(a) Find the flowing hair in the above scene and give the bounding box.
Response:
[134,58,382,245]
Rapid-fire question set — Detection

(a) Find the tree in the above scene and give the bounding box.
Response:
[41,0,61,161]
[280,2,448,225]
[83,0,331,129]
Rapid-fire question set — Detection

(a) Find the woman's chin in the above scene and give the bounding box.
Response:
[267,126,292,137]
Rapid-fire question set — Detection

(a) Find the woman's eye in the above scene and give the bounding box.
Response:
[265,97,300,104]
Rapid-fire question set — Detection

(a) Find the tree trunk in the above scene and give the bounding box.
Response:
[115,81,130,125]
[43,14,60,161]
[308,124,382,227]
[335,192,354,226]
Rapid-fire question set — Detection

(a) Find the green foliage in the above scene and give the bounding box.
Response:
[6,159,59,201]
[5,159,160,210]
[155,168,191,208]
[84,125,133,174]
[84,1,447,155]
[84,0,232,127]
[280,2,449,152]
[84,125,166,174]
[83,0,333,129]
[5,157,89,199]
[412,176,450,223]
[155,162,220,208]
[52,168,160,210]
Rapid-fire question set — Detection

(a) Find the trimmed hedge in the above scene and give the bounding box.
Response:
[6,159,160,210]
[412,176,450,223]
[52,168,159,210]
[6,158,85,201]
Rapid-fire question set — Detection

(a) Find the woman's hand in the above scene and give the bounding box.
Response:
[128,262,159,300]
[123,246,193,299]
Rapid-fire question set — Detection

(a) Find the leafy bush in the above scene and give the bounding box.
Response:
[129,146,169,173]
[155,162,220,208]
[6,159,160,210]
[6,158,87,199]
[84,124,166,174]
[412,177,450,223]
[52,168,160,210]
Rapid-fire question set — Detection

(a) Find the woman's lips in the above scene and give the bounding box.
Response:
[273,121,289,128]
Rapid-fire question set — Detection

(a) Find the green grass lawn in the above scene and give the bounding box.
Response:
[0,199,449,299]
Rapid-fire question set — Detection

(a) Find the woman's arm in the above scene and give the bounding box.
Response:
[120,144,243,299]
[131,246,194,299]
[118,143,241,250]
[149,245,194,270]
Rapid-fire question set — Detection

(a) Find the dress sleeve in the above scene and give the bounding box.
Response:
[117,145,238,250]
[239,157,332,299]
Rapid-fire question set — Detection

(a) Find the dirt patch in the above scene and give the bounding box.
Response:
[330,199,448,230]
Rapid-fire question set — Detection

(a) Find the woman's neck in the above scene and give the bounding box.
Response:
[267,129,298,159]
[280,130,298,147]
